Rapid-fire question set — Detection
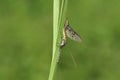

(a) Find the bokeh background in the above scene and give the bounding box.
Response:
[0,0,120,80]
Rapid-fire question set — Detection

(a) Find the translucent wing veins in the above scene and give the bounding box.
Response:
[64,18,82,42]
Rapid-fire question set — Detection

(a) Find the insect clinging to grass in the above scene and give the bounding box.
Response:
[57,17,82,63]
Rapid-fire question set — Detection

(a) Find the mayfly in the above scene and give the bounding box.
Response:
[57,17,82,62]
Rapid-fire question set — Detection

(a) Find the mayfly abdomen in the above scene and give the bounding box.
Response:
[57,38,66,63]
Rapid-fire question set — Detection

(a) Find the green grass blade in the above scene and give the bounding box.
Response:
[48,0,68,80]
[48,0,59,80]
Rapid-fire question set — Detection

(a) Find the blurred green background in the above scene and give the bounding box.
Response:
[0,0,120,80]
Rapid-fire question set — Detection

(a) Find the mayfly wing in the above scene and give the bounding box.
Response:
[65,25,82,42]
[64,18,82,42]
